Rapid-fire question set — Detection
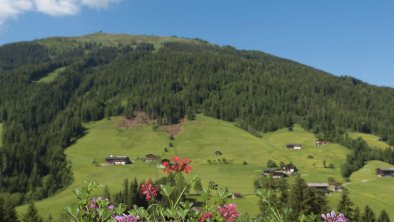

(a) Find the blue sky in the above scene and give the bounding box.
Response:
[1,0,393,87]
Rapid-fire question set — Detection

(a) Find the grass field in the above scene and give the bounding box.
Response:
[36,67,66,83]
[349,132,392,150]
[345,161,394,219]
[15,115,394,220]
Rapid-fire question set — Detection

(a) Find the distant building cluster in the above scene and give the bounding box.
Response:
[262,164,297,179]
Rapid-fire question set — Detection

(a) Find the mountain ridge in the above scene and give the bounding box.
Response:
[1,32,372,88]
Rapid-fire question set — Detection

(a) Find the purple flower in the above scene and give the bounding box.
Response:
[321,211,348,222]
[89,198,97,209]
[107,205,114,210]
[114,214,140,222]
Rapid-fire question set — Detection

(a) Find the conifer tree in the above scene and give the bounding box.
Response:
[0,197,19,222]
[193,178,203,194]
[23,202,43,222]
[102,185,111,200]
[277,179,289,208]
[353,206,361,222]
[123,179,129,204]
[337,188,354,220]
[362,205,376,222]
[288,176,309,219]
[304,187,327,215]
[0,197,5,221]
[377,210,390,222]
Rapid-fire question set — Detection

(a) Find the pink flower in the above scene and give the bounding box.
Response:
[114,214,140,222]
[199,212,213,222]
[163,156,192,174]
[321,211,348,222]
[140,179,159,200]
[217,204,239,222]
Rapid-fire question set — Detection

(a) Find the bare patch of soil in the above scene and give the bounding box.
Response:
[117,112,154,128]
[117,112,186,138]
[158,118,187,138]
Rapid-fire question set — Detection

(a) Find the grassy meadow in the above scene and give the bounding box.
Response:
[15,115,394,220]
[346,161,394,218]
[36,66,66,83]
[349,132,392,150]
[37,33,207,55]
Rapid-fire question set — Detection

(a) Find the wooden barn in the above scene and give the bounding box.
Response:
[105,155,132,165]
[307,183,329,193]
[286,144,302,150]
[145,154,159,162]
[315,139,329,146]
[376,168,394,177]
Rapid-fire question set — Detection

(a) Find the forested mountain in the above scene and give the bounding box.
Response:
[0,33,393,203]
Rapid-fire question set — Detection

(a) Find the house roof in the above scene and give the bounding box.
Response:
[105,156,130,161]
[286,144,302,146]
[328,182,342,187]
[146,154,157,158]
[307,183,329,187]
[376,168,394,171]
[263,168,279,172]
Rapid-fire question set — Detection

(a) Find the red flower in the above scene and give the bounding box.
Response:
[199,212,213,222]
[140,179,159,200]
[217,204,239,222]
[162,156,192,174]
[162,161,172,174]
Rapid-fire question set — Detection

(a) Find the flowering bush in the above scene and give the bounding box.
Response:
[321,211,348,222]
[65,181,127,222]
[162,156,192,174]
[217,204,239,222]
[140,180,159,201]
[66,156,238,222]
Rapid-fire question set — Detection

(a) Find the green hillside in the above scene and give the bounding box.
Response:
[346,161,394,219]
[349,132,392,150]
[17,115,354,220]
[36,32,207,55]
[2,33,394,206]
[1,34,394,221]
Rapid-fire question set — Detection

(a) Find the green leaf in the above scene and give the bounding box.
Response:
[159,184,174,197]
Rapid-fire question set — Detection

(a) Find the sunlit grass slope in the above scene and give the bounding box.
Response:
[37,32,207,54]
[349,132,392,150]
[36,66,66,83]
[17,115,353,220]
[347,161,394,219]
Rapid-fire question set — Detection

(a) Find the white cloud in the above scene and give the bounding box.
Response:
[34,0,79,16]
[81,0,119,9]
[0,0,34,26]
[0,0,120,27]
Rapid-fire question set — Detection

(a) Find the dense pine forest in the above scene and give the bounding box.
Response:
[0,33,394,204]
